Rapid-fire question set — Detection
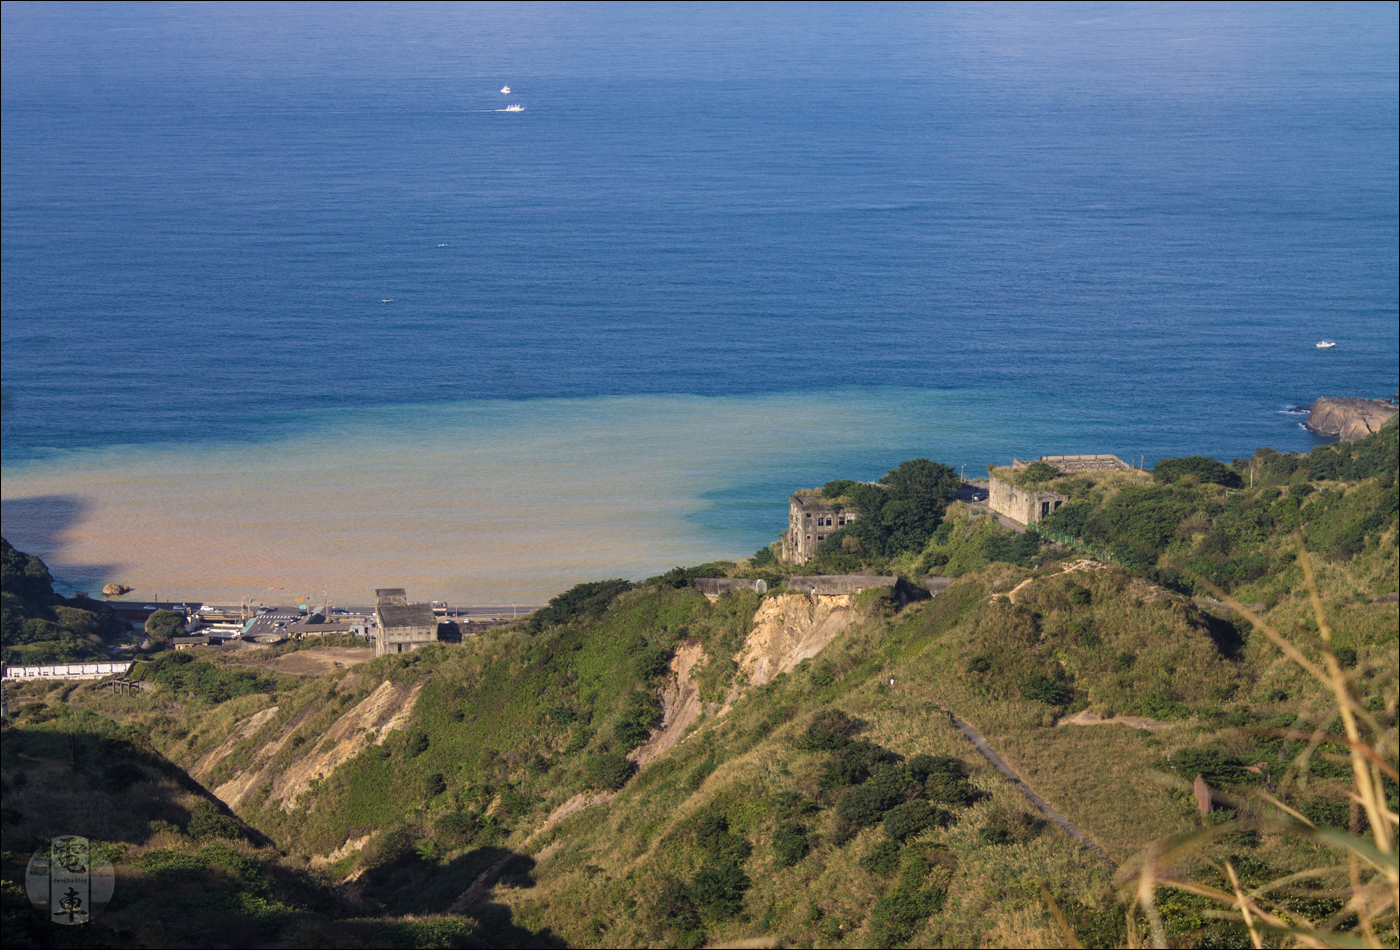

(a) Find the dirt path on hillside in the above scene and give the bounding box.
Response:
[242,647,376,677]
[1057,709,1172,731]
[949,714,1117,868]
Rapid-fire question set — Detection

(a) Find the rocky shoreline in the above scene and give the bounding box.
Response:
[1302,397,1398,442]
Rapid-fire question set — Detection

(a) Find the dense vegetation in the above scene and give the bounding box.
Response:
[791,458,962,573]
[1034,419,1398,597]
[3,423,1395,947]
[1,537,130,665]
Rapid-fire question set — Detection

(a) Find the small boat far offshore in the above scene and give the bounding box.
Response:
[505,104,524,112]
[1316,340,1336,349]
[500,85,511,94]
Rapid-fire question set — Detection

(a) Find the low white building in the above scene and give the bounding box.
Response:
[3,661,132,682]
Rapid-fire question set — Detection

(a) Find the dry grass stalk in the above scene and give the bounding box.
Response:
[1117,535,1398,948]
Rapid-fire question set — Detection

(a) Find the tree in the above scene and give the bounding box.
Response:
[144,610,186,642]
[1,537,56,604]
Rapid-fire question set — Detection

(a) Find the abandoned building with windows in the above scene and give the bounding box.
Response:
[989,454,1131,526]
[373,587,440,657]
[782,490,861,564]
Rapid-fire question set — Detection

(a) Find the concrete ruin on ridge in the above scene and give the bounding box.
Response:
[782,490,861,564]
[1011,454,1131,473]
[373,587,439,656]
[990,454,1131,526]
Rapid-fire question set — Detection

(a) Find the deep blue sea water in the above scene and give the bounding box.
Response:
[2,4,1397,597]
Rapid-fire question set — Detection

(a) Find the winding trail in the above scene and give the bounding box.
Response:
[949,713,1117,869]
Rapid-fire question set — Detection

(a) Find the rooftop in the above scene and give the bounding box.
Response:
[377,603,437,628]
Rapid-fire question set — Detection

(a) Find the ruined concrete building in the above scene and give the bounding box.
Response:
[988,479,1069,526]
[990,454,1130,526]
[373,587,439,657]
[782,490,860,564]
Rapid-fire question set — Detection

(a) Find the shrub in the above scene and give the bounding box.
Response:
[861,839,901,876]
[614,689,662,751]
[1154,456,1244,488]
[869,885,946,948]
[529,579,633,631]
[925,773,981,807]
[819,739,896,788]
[406,730,430,757]
[585,752,634,791]
[437,812,480,848]
[1021,672,1073,706]
[423,772,447,798]
[653,875,703,937]
[883,800,942,841]
[186,800,244,841]
[1166,747,1258,787]
[836,782,904,828]
[771,822,809,867]
[633,645,673,681]
[358,825,415,869]
[822,479,859,499]
[795,710,862,751]
[694,811,752,865]
[905,753,958,781]
[1020,461,1060,483]
[979,808,1046,845]
[691,862,750,921]
[1299,799,1351,830]
[1067,583,1091,606]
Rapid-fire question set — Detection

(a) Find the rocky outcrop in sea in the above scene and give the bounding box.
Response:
[1304,397,1398,442]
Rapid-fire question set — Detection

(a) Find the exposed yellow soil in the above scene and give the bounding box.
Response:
[208,676,429,811]
[190,705,280,779]
[734,593,856,687]
[1057,709,1173,730]
[629,640,705,767]
[311,833,373,869]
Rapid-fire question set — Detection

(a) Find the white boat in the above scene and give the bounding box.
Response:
[1316,340,1336,349]
[500,85,511,94]
[505,104,524,112]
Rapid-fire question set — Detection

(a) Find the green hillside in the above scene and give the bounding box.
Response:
[2,538,132,666]
[2,422,1395,948]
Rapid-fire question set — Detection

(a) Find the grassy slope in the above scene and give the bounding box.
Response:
[5,424,1395,948]
[0,705,495,950]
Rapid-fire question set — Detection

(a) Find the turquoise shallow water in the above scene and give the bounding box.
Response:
[1,4,1396,599]
[0,387,1339,602]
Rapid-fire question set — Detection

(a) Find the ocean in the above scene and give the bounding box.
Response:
[2,3,1396,602]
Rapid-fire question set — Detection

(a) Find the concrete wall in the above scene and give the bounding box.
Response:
[924,576,955,597]
[694,578,768,597]
[375,624,439,657]
[784,575,896,596]
[988,475,1068,526]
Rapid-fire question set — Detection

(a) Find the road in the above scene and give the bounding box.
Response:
[949,712,1116,868]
